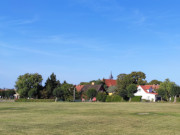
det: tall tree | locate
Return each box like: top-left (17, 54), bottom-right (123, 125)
top-left (157, 88), bottom-right (167, 101)
top-left (60, 83), bottom-right (76, 101)
top-left (171, 85), bottom-right (180, 103)
top-left (149, 80), bottom-right (162, 85)
top-left (129, 71), bottom-right (147, 85)
top-left (86, 88), bottom-right (97, 100)
top-left (116, 74), bottom-right (132, 99)
top-left (15, 73), bottom-right (43, 98)
top-left (127, 84), bottom-right (137, 102)
top-left (53, 86), bottom-right (64, 101)
top-left (159, 79), bottom-right (175, 101)
top-left (44, 73), bottom-right (61, 98)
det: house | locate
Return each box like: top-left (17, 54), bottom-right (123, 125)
top-left (76, 85), bottom-right (84, 92)
top-left (103, 79), bottom-right (117, 87)
top-left (103, 73), bottom-right (117, 95)
top-left (103, 79), bottom-right (117, 95)
top-left (75, 82), bottom-right (105, 99)
top-left (134, 85), bottom-right (159, 102)
top-left (80, 82), bottom-right (105, 93)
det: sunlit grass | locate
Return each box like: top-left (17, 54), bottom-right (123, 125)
top-left (0, 102), bottom-right (179, 135)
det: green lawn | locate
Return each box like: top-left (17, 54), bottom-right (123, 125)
top-left (0, 102), bottom-right (179, 135)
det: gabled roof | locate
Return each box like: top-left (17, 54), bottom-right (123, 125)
top-left (104, 79), bottom-right (117, 87)
top-left (139, 85), bottom-right (158, 95)
top-left (76, 85), bottom-right (84, 92)
top-left (81, 84), bottom-right (104, 92)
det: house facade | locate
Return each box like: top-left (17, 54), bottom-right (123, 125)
top-left (134, 85), bottom-right (159, 102)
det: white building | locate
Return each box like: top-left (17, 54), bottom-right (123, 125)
top-left (134, 85), bottom-right (159, 102)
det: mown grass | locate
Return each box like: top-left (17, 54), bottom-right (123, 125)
top-left (0, 102), bottom-right (179, 135)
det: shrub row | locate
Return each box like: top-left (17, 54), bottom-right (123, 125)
top-left (106, 95), bottom-right (122, 102)
top-left (15, 99), bottom-right (55, 102)
top-left (96, 92), bottom-right (107, 102)
top-left (131, 96), bottom-right (142, 102)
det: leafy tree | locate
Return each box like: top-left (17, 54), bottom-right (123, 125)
top-left (53, 86), bottom-right (64, 101)
top-left (0, 90), bottom-right (5, 98)
top-left (61, 83), bottom-right (77, 101)
top-left (40, 89), bottom-right (48, 99)
top-left (116, 74), bottom-right (132, 99)
top-left (149, 80), bottom-right (162, 85)
top-left (157, 88), bottom-right (167, 101)
top-left (171, 85), bottom-right (180, 103)
top-left (129, 71), bottom-right (147, 85)
top-left (15, 73), bottom-right (43, 98)
top-left (127, 84), bottom-right (137, 102)
top-left (86, 88), bottom-right (97, 100)
top-left (80, 82), bottom-right (90, 85)
top-left (159, 79), bottom-right (175, 101)
top-left (44, 73), bottom-right (61, 98)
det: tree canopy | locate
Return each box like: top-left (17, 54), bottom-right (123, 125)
top-left (86, 88), bottom-right (97, 99)
top-left (44, 73), bottom-right (61, 98)
top-left (148, 80), bottom-right (162, 85)
top-left (127, 84), bottom-right (137, 102)
top-left (15, 73), bottom-right (43, 98)
top-left (116, 71), bottom-right (147, 100)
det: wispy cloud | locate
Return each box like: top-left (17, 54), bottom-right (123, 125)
top-left (0, 16), bottom-right (38, 27)
top-left (0, 43), bottom-right (67, 58)
top-left (35, 35), bottom-right (106, 51)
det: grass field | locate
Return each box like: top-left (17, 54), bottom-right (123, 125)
top-left (0, 102), bottom-right (179, 135)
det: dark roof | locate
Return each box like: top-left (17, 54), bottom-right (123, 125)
top-left (81, 84), bottom-right (104, 92)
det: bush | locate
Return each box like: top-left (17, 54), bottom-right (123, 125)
top-left (15, 99), bottom-right (55, 102)
top-left (131, 96), bottom-right (142, 102)
top-left (112, 95), bottom-right (122, 102)
top-left (105, 95), bottom-right (122, 102)
top-left (96, 92), bottom-right (107, 102)
top-left (106, 95), bottom-right (112, 102)
top-left (86, 89), bottom-right (97, 99)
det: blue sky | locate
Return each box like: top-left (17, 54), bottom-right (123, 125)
top-left (1, 0), bottom-right (180, 88)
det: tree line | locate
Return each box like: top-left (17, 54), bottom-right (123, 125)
top-left (15, 73), bottom-right (79, 101)
top-left (0, 89), bottom-right (15, 99)
top-left (14, 71), bottom-right (180, 102)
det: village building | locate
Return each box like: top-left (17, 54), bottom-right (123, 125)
top-left (103, 72), bottom-right (117, 95)
top-left (134, 85), bottom-right (160, 102)
top-left (75, 82), bottom-right (106, 100)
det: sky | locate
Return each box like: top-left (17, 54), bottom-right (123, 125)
top-left (1, 0), bottom-right (180, 88)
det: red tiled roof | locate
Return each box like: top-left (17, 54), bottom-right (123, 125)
top-left (104, 79), bottom-right (117, 87)
top-left (140, 85), bottom-right (158, 95)
top-left (76, 85), bottom-right (84, 92)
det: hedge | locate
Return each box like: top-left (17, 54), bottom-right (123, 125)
top-left (15, 99), bottom-right (55, 102)
top-left (106, 95), bottom-right (112, 102)
top-left (106, 95), bottom-right (122, 102)
top-left (131, 96), bottom-right (142, 102)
